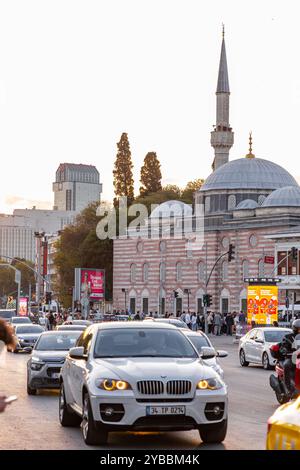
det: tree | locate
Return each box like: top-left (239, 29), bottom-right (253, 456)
top-left (181, 178), bottom-right (205, 203)
top-left (139, 152), bottom-right (162, 196)
top-left (113, 132), bottom-right (134, 205)
top-left (53, 202), bottom-right (113, 307)
top-left (0, 258), bottom-right (36, 307)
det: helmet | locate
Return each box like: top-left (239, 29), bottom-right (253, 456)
top-left (292, 319), bottom-right (300, 335)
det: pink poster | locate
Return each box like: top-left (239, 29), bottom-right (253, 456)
top-left (80, 269), bottom-right (105, 301)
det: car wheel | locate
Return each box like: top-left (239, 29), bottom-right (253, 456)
top-left (27, 383), bottom-right (37, 395)
top-left (81, 393), bottom-right (108, 445)
top-left (262, 352), bottom-right (271, 370)
top-left (199, 419), bottom-right (227, 444)
top-left (59, 383), bottom-right (81, 427)
top-left (239, 349), bottom-right (249, 367)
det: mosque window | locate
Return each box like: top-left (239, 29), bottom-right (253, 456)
top-left (136, 241), bottom-right (143, 253)
top-left (130, 264), bottom-right (137, 283)
top-left (222, 237), bottom-right (229, 250)
top-left (258, 195), bottom-right (266, 206)
top-left (249, 234), bottom-right (258, 247)
top-left (198, 261), bottom-right (206, 282)
top-left (258, 259), bottom-right (264, 277)
top-left (222, 260), bottom-right (229, 281)
top-left (143, 263), bottom-right (149, 283)
top-left (205, 196), bottom-right (211, 213)
top-left (228, 194), bottom-right (236, 210)
top-left (176, 262), bottom-right (182, 282)
top-left (242, 260), bottom-right (249, 279)
top-left (160, 262), bottom-right (166, 282)
top-left (159, 240), bottom-right (166, 252)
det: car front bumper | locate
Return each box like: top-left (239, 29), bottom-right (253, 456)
top-left (89, 388), bottom-right (228, 430)
top-left (28, 362), bottom-right (63, 389)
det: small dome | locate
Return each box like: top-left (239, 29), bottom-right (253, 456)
top-left (234, 199), bottom-right (258, 210)
top-left (150, 200), bottom-right (192, 218)
top-left (200, 157), bottom-right (298, 191)
top-left (262, 186), bottom-right (300, 207)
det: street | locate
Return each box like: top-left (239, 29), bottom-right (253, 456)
top-left (0, 335), bottom-right (277, 450)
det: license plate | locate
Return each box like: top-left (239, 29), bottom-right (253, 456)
top-left (52, 373), bottom-right (60, 379)
top-left (146, 406), bottom-right (185, 416)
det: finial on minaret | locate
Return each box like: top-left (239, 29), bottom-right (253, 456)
top-left (245, 131), bottom-right (255, 158)
top-left (222, 23), bottom-right (225, 39)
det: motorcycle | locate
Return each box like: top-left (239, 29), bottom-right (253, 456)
top-left (269, 334), bottom-right (300, 404)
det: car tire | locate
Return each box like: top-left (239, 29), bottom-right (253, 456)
top-left (262, 352), bottom-right (271, 370)
top-left (81, 393), bottom-right (108, 445)
top-left (239, 349), bottom-right (249, 367)
top-left (27, 383), bottom-right (37, 395)
top-left (59, 383), bottom-right (81, 427)
top-left (199, 419), bottom-right (228, 444)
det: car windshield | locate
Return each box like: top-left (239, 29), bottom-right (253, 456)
top-left (94, 328), bottom-right (198, 358)
top-left (186, 334), bottom-right (210, 351)
top-left (12, 317), bottom-right (31, 323)
top-left (0, 311), bottom-right (15, 319)
top-left (156, 319), bottom-right (187, 328)
top-left (57, 326), bottom-right (85, 331)
top-left (35, 332), bottom-right (81, 351)
top-left (264, 330), bottom-right (292, 343)
top-left (15, 325), bottom-right (44, 334)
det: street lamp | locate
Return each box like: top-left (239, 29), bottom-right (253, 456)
top-left (184, 288), bottom-right (191, 313)
top-left (34, 232), bottom-right (46, 305)
top-left (121, 288), bottom-right (128, 312)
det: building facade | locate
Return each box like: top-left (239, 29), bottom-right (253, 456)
top-left (53, 163), bottom-right (102, 212)
top-left (113, 33), bottom-right (300, 316)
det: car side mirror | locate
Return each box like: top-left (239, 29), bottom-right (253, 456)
top-left (69, 346), bottom-right (87, 360)
top-left (200, 347), bottom-right (216, 360)
top-left (217, 350), bottom-right (228, 358)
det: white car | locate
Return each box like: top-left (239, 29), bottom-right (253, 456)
top-left (238, 327), bottom-right (292, 369)
top-left (59, 322), bottom-right (228, 445)
top-left (182, 330), bottom-right (228, 379)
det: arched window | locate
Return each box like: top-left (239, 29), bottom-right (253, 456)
top-left (258, 259), bottom-right (264, 277)
top-left (143, 263), bottom-right (149, 283)
top-left (130, 263), bottom-right (136, 283)
top-left (176, 262), bottom-right (182, 282)
top-left (222, 260), bottom-right (228, 281)
top-left (242, 260), bottom-right (249, 279)
top-left (159, 262), bottom-right (166, 282)
top-left (198, 261), bottom-right (206, 282)
top-left (228, 194), bottom-right (236, 210)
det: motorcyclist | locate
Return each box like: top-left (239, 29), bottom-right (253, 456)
top-left (278, 318), bottom-right (300, 397)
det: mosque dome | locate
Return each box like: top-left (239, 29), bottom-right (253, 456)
top-left (150, 200), bottom-right (192, 218)
top-left (200, 157), bottom-right (298, 192)
top-left (234, 199), bottom-right (259, 210)
top-left (262, 186), bottom-right (300, 207)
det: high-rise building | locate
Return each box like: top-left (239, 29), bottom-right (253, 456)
top-left (53, 163), bottom-right (102, 212)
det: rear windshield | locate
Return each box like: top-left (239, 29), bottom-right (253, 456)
top-left (15, 325), bottom-right (44, 334)
top-left (264, 330), bottom-right (292, 343)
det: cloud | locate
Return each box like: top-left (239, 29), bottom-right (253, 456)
top-left (5, 195), bottom-right (53, 210)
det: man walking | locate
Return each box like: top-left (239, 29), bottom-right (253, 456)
top-left (214, 312), bottom-right (222, 336)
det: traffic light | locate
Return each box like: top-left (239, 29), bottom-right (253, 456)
top-left (45, 292), bottom-right (52, 304)
top-left (228, 243), bottom-right (235, 262)
top-left (203, 294), bottom-right (212, 307)
top-left (291, 247), bottom-right (298, 260)
top-left (174, 290), bottom-right (178, 298)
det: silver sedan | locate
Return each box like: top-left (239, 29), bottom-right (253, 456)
top-left (238, 327), bottom-right (292, 370)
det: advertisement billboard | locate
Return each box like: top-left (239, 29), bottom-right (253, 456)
top-left (75, 268), bottom-right (105, 304)
top-left (19, 297), bottom-right (29, 317)
top-left (247, 285), bottom-right (278, 325)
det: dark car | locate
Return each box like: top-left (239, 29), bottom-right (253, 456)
top-left (14, 324), bottom-right (44, 352)
top-left (0, 309), bottom-right (16, 323)
top-left (27, 330), bottom-right (82, 394)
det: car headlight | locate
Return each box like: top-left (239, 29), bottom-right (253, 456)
top-left (30, 356), bottom-right (44, 371)
top-left (98, 379), bottom-right (132, 391)
top-left (197, 378), bottom-right (223, 390)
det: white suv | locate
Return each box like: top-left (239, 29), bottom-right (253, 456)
top-left (59, 322), bottom-right (228, 445)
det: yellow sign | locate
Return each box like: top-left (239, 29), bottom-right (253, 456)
top-left (247, 285), bottom-right (278, 325)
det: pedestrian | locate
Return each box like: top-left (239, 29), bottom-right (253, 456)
top-left (214, 312), bottom-right (222, 336)
top-left (191, 313), bottom-right (197, 331)
top-left (273, 321), bottom-right (279, 327)
top-left (207, 312), bottom-right (214, 334)
top-left (184, 311), bottom-right (192, 329)
top-left (0, 318), bottom-right (16, 413)
top-left (225, 312), bottom-right (234, 336)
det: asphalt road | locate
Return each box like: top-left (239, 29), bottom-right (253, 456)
top-left (0, 335), bottom-right (278, 450)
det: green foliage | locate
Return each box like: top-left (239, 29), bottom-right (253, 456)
top-left (140, 152), bottom-right (162, 196)
top-left (0, 258), bottom-right (36, 302)
top-left (113, 132), bottom-right (134, 205)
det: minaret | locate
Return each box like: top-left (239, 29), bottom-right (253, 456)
top-left (211, 26), bottom-right (234, 171)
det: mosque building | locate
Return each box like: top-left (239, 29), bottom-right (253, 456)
top-left (113, 32), bottom-right (300, 316)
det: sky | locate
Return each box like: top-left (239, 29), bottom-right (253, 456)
top-left (0, 0), bottom-right (300, 213)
